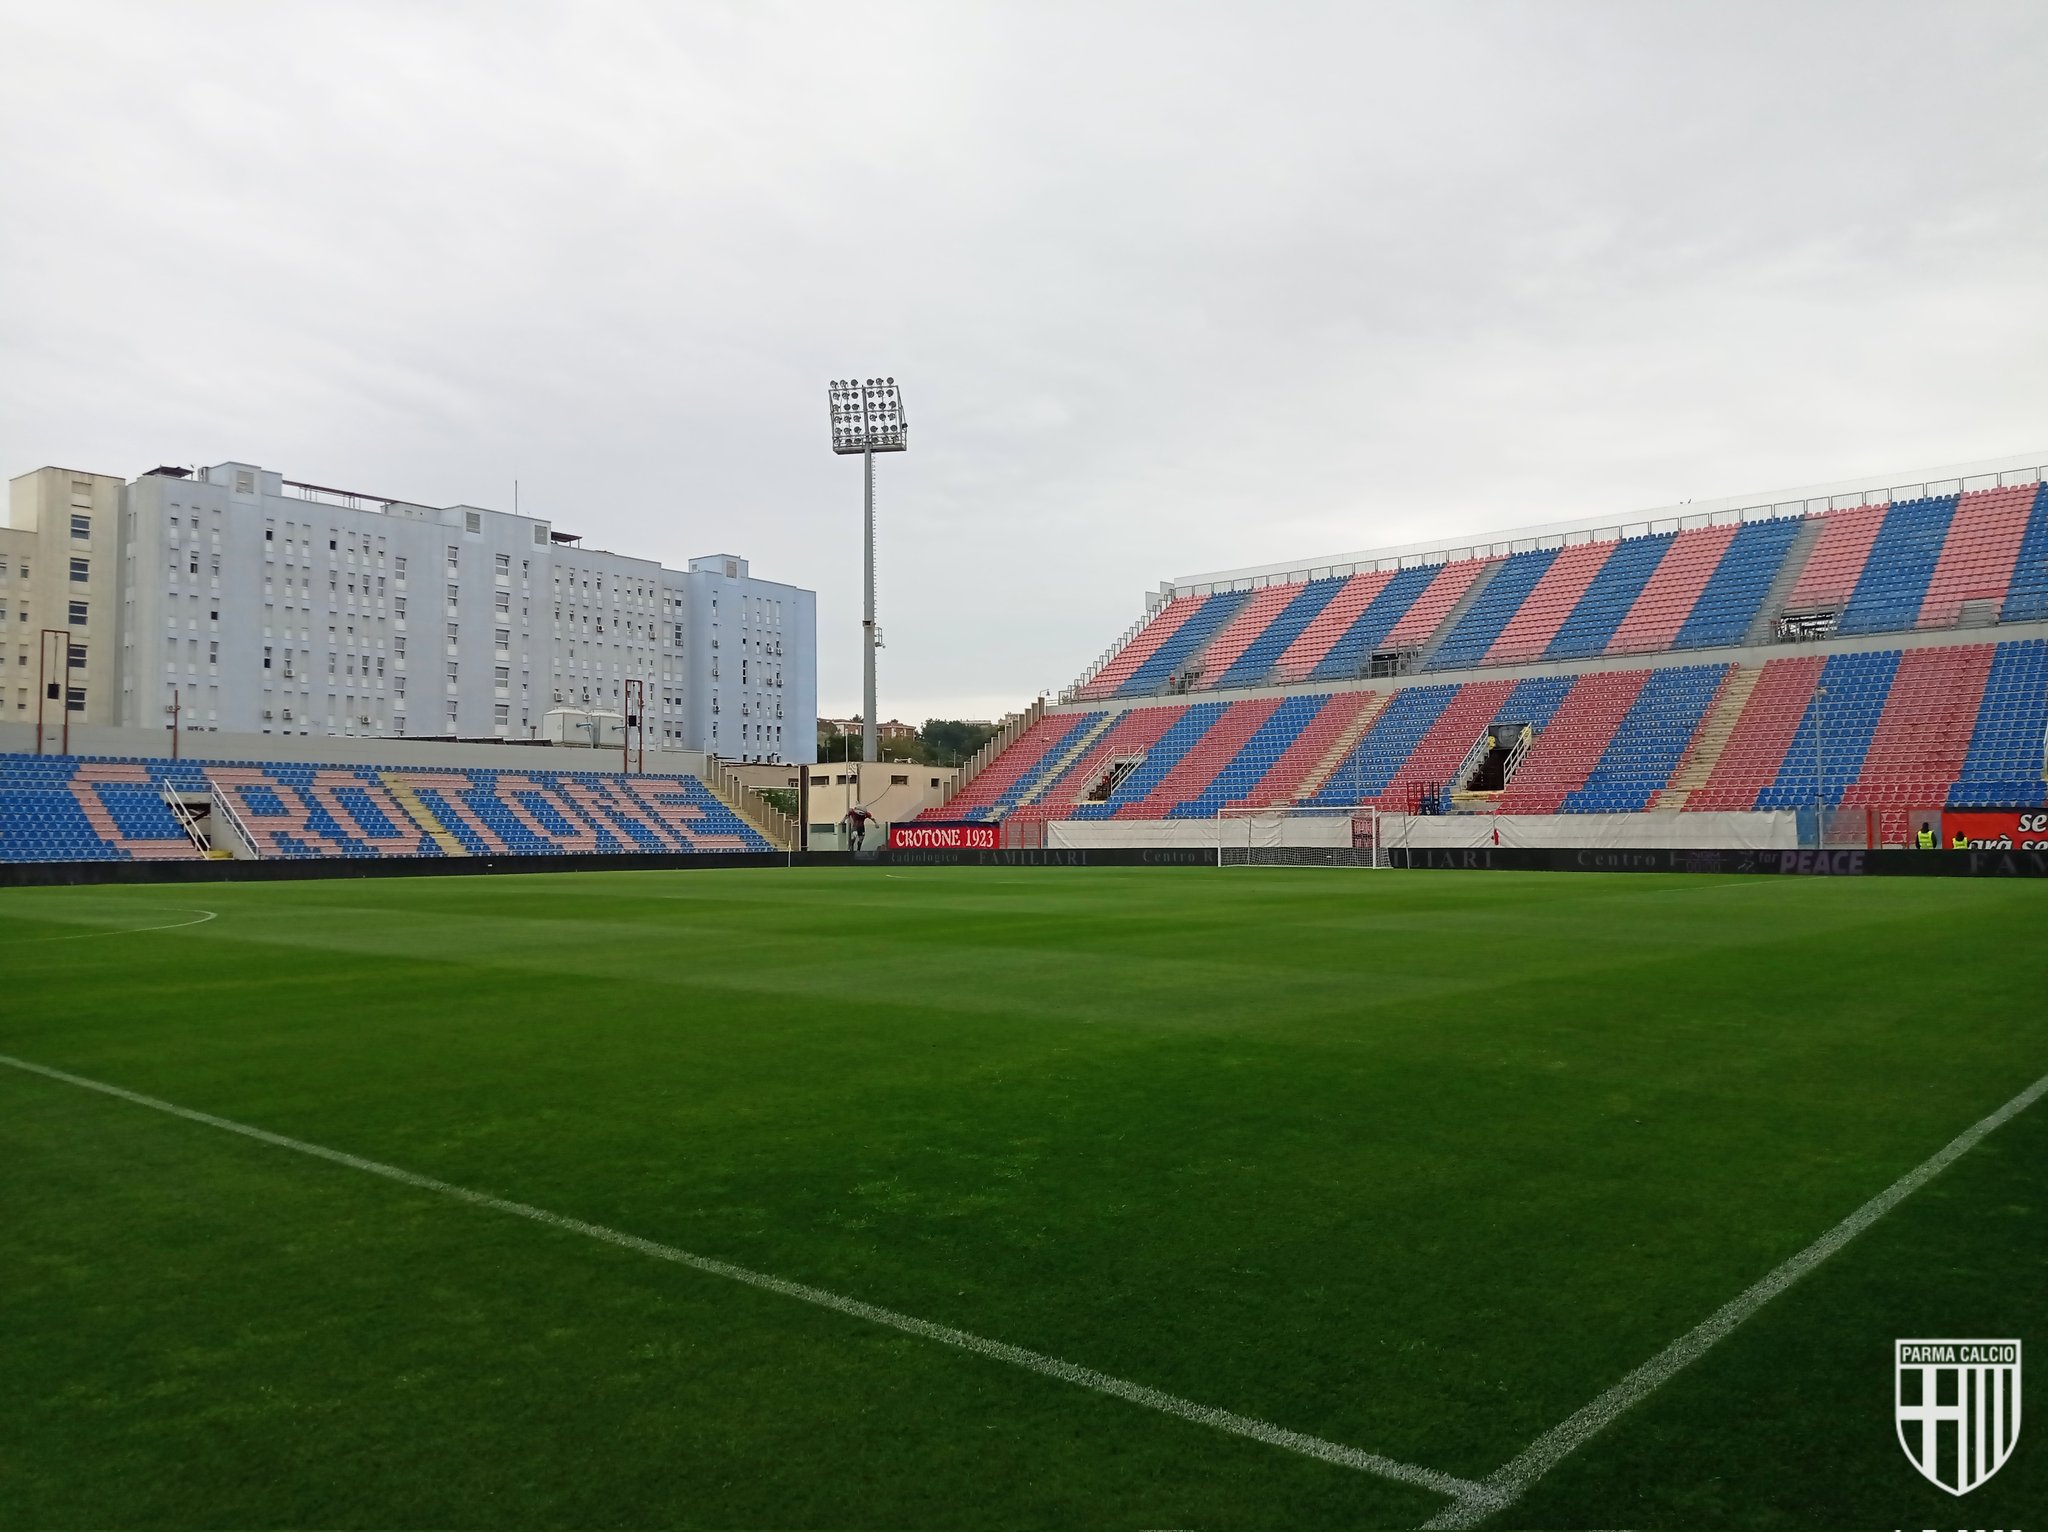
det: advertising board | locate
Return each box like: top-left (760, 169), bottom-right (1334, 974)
top-left (1943, 809), bottom-right (2048, 851)
top-left (888, 822), bottom-right (1001, 851)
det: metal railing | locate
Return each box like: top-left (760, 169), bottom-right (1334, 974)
top-left (1502, 729), bottom-right (1533, 785)
top-left (1062, 609), bottom-right (1158, 703)
top-left (1165, 461), bottom-right (2048, 600)
top-left (928, 699), bottom-right (1046, 814)
top-left (160, 782), bottom-right (210, 855)
top-left (704, 761), bottom-right (797, 851)
top-left (203, 775), bottom-right (264, 859)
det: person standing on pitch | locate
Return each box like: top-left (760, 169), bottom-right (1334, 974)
top-left (844, 803), bottom-right (875, 852)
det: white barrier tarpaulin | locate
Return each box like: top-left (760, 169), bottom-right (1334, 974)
top-left (1381, 811), bottom-right (1799, 851)
top-left (1049, 816), bottom-right (1351, 850)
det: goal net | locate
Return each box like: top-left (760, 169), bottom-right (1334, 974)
top-left (1215, 805), bottom-right (1383, 868)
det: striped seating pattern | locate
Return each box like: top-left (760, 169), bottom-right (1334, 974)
top-left (1836, 496), bottom-right (1959, 635)
top-left (1073, 489), bottom-right (2047, 703)
top-left (2001, 485), bottom-right (2048, 622)
top-left (0, 754), bottom-right (767, 861)
top-left (941, 639), bottom-right (2048, 824)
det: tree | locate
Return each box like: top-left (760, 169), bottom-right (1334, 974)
top-left (919, 718), bottom-right (998, 766)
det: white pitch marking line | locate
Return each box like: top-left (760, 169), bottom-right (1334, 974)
top-left (0, 1052), bottom-right (1483, 1508)
top-left (4, 908), bottom-right (218, 944)
top-left (1421, 1065), bottom-right (2048, 1530)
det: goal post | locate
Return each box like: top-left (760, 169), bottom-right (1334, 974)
top-left (1214, 804), bottom-right (1384, 868)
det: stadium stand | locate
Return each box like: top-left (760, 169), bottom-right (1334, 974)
top-left (1836, 496), bottom-right (1959, 635)
top-left (1952, 639), bottom-right (2048, 806)
top-left (1543, 532), bottom-right (1674, 660)
top-left (0, 754), bottom-right (769, 862)
top-left (2000, 485), bottom-right (2048, 622)
top-left (1426, 550), bottom-right (1559, 670)
top-left (1919, 485), bottom-right (2036, 628)
top-left (1073, 489), bottom-right (2048, 707)
top-left (931, 634), bottom-right (2048, 830)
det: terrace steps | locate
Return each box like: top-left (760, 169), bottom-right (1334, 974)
top-left (1656, 663), bottom-right (1762, 809)
top-left (1292, 691), bottom-right (1392, 800)
top-left (1414, 558), bottom-right (1505, 667)
top-left (382, 774), bottom-right (470, 855)
top-left (1015, 712), bottom-right (1123, 806)
top-left (1745, 515), bottom-right (1828, 644)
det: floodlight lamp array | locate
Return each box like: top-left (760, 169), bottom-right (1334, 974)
top-left (827, 376), bottom-right (908, 454)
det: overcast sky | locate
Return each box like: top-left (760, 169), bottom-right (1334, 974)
top-left (4, 2), bottom-right (2046, 722)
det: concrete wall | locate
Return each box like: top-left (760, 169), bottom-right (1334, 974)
top-left (0, 719), bottom-right (713, 776)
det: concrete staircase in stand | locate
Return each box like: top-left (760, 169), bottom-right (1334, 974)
top-left (1015, 710), bottom-right (1124, 806)
top-left (1743, 516), bottom-right (1828, 646)
top-left (1293, 691), bottom-right (1392, 800)
top-left (382, 774), bottom-right (470, 855)
top-left (1414, 557), bottom-right (1506, 668)
top-left (1654, 664), bottom-right (1761, 810)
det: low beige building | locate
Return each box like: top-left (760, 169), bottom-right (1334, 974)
top-left (727, 758), bottom-right (958, 848)
top-left (3, 467), bottom-right (126, 741)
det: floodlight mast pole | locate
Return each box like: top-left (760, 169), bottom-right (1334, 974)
top-left (827, 377), bottom-right (907, 771)
top-left (863, 444), bottom-right (876, 763)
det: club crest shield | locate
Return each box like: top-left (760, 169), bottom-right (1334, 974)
top-left (1895, 1339), bottom-right (2021, 1495)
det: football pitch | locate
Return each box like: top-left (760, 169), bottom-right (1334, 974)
top-left (2, 865), bottom-right (2042, 1530)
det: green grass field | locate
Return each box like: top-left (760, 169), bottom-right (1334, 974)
top-left (2, 866), bottom-right (2042, 1530)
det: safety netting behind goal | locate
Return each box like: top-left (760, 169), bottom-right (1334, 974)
top-left (1215, 806), bottom-right (1383, 868)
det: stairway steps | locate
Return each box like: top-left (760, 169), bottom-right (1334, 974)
top-left (381, 773), bottom-right (470, 855)
top-left (1744, 516), bottom-right (1829, 645)
top-left (1656, 663), bottom-right (1763, 809)
top-left (1015, 711), bottom-right (1126, 807)
top-left (1293, 691), bottom-right (1392, 800)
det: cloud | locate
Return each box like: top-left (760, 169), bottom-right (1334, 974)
top-left (3, 0), bottom-right (2045, 719)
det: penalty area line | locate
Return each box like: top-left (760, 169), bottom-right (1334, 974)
top-left (1421, 1064), bottom-right (2048, 1530)
top-left (0, 1050), bottom-right (1484, 1510)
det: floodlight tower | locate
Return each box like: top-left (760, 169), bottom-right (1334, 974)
top-left (827, 377), bottom-right (908, 763)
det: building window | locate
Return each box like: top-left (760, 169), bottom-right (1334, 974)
top-left (446, 584), bottom-right (459, 604)
top-left (494, 666), bottom-right (509, 685)
top-left (65, 686), bottom-right (85, 712)
top-left (446, 622), bottom-right (459, 643)
top-left (68, 600), bottom-right (87, 626)
top-left (494, 590), bottom-right (510, 612)
top-left (394, 636), bottom-right (406, 657)
top-left (70, 514), bottom-right (90, 540)
top-left (446, 663), bottom-right (458, 683)
top-left (465, 512), bottom-right (482, 534)
top-left (263, 647), bottom-right (272, 670)
top-left (446, 701), bottom-right (459, 723)
top-left (67, 644), bottom-right (86, 670)
top-left (394, 555), bottom-right (406, 576)
top-left (495, 553), bottom-right (510, 574)
top-left (494, 703), bottom-right (510, 724)
top-left (394, 597), bottom-right (406, 618)
top-left (69, 558), bottom-right (89, 583)
top-left (446, 545), bottom-right (459, 570)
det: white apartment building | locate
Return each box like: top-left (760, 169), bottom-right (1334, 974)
top-left (5, 459), bottom-right (814, 761)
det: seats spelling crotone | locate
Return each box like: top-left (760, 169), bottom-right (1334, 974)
top-left (940, 474), bottom-right (2048, 830)
top-left (0, 754), bottom-right (770, 862)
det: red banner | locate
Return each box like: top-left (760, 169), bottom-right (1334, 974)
top-left (1943, 810), bottom-right (2048, 851)
top-left (888, 822), bottom-right (1000, 851)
